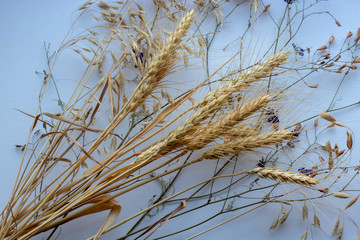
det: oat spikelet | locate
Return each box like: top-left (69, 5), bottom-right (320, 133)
top-left (320, 112), bottom-right (345, 127)
top-left (348, 64), bottom-right (357, 70)
top-left (337, 224), bottom-right (344, 240)
top-left (332, 192), bottom-right (351, 198)
top-left (300, 230), bottom-right (307, 240)
top-left (279, 211), bottom-right (290, 224)
top-left (314, 213), bottom-right (321, 228)
top-left (263, 4), bottom-right (270, 13)
top-left (346, 131), bottom-right (353, 149)
top-left (333, 217), bottom-right (340, 235)
top-left (345, 195), bottom-right (359, 210)
top-left (203, 130), bottom-right (293, 159)
top-left (302, 203), bottom-right (308, 220)
top-left (251, 167), bottom-right (319, 185)
top-left (269, 216), bottom-right (279, 230)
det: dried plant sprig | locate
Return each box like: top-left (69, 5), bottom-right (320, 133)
top-left (2, 1), bottom-right (360, 240)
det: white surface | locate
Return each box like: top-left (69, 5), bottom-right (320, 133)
top-left (1, 1), bottom-right (360, 239)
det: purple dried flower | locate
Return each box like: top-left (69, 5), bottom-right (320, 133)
top-left (298, 167), bottom-right (313, 176)
top-left (284, 0), bottom-right (296, 4)
top-left (257, 158), bottom-right (267, 168)
top-left (292, 43), bottom-right (305, 56)
top-left (265, 108), bottom-right (280, 124)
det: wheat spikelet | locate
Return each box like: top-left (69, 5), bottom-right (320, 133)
top-left (202, 130), bottom-right (293, 159)
top-left (251, 167), bottom-right (319, 185)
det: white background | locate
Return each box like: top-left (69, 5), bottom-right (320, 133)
top-left (1, 0), bottom-right (360, 239)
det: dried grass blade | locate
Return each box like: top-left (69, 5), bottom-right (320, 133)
top-left (36, 112), bottom-right (99, 133)
top-left (15, 109), bottom-right (54, 130)
top-left (46, 158), bottom-right (72, 164)
top-left (64, 133), bottom-right (104, 168)
top-left (93, 200), bottom-right (121, 240)
top-left (89, 82), bottom-right (108, 125)
top-left (36, 195), bottom-right (120, 237)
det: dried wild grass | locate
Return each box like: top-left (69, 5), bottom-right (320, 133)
top-left (1, 1), bottom-right (359, 239)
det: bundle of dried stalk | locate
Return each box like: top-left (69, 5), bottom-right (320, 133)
top-left (0, 2), bottom-right (321, 240)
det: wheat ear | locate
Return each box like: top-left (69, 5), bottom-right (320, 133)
top-left (126, 10), bottom-right (195, 112)
top-left (251, 167), bottom-right (319, 185)
top-left (198, 51), bottom-right (289, 108)
top-left (202, 130), bottom-right (293, 159)
top-left (187, 95), bottom-right (271, 150)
